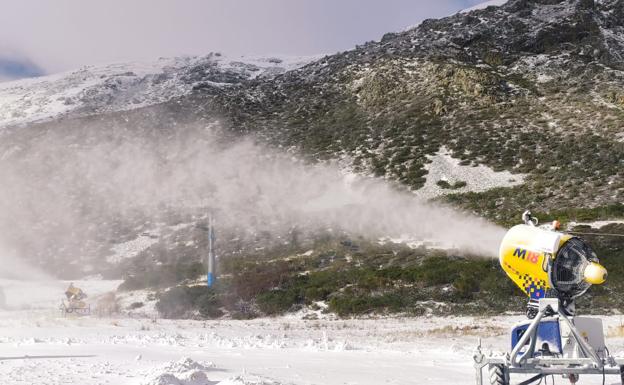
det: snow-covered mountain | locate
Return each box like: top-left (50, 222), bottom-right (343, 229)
top-left (0, 53), bottom-right (318, 129)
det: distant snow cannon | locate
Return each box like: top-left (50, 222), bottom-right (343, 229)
top-left (474, 211), bottom-right (623, 385)
top-left (60, 283), bottom-right (90, 316)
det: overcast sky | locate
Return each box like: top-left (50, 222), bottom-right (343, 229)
top-left (0, 0), bottom-right (486, 75)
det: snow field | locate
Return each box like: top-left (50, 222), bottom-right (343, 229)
top-left (2, 308), bottom-right (624, 385)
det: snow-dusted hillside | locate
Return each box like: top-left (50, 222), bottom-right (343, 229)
top-left (0, 54), bottom-right (317, 129)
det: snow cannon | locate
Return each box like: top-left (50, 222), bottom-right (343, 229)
top-left (474, 211), bottom-right (623, 385)
top-left (60, 283), bottom-right (90, 316)
top-left (499, 223), bottom-right (607, 318)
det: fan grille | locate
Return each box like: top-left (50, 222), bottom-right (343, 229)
top-left (551, 238), bottom-right (598, 298)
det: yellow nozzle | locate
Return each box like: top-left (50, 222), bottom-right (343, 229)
top-left (584, 262), bottom-right (608, 285)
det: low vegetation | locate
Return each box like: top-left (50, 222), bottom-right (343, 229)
top-left (436, 180), bottom-right (467, 190)
top-left (119, 223), bottom-right (624, 319)
top-left (118, 261), bottom-right (205, 291)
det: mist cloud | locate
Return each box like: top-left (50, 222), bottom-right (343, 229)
top-left (0, 121), bottom-right (504, 280)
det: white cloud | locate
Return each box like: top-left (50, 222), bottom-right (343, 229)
top-left (0, 0), bottom-right (478, 73)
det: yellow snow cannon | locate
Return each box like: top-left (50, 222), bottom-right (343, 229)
top-left (473, 211), bottom-right (621, 385)
top-left (60, 283), bottom-right (90, 316)
top-left (499, 214), bottom-right (607, 318)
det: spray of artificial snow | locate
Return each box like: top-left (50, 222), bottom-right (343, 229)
top-left (0, 121), bottom-right (505, 279)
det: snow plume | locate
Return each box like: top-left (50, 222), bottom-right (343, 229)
top-left (0, 244), bottom-right (60, 309)
top-left (0, 121), bottom-right (505, 277)
top-left (0, 247), bottom-right (51, 281)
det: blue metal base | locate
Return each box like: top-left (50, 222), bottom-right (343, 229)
top-left (512, 318), bottom-right (562, 355)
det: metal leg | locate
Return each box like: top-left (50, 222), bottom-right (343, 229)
top-left (474, 338), bottom-right (486, 385)
top-left (476, 364), bottom-right (483, 385)
top-left (475, 297), bottom-right (619, 385)
top-left (557, 308), bottom-right (603, 368)
top-left (510, 305), bottom-right (550, 366)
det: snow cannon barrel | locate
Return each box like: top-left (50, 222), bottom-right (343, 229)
top-left (499, 224), bottom-right (607, 301)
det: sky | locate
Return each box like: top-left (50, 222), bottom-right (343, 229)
top-left (0, 0), bottom-right (487, 77)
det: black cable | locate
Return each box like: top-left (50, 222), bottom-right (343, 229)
top-left (518, 374), bottom-right (544, 385)
top-left (601, 346), bottom-right (610, 385)
top-left (568, 231), bottom-right (624, 238)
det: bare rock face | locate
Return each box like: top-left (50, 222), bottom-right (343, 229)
top-left (395, 0), bottom-right (623, 69)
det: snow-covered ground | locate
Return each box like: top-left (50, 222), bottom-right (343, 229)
top-left (1, 279), bottom-right (623, 384)
top-left (567, 220), bottom-right (624, 229)
top-left (2, 308), bottom-right (624, 385)
top-left (0, 54), bottom-right (318, 129)
top-left (1, 281), bottom-right (623, 385)
top-left (415, 147), bottom-right (525, 200)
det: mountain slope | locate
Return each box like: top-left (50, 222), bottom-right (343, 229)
top-left (0, 53), bottom-right (316, 129)
top-left (180, 0), bottom-right (624, 220)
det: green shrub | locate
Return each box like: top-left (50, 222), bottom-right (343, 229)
top-left (256, 289), bottom-right (302, 315)
top-left (453, 273), bottom-right (480, 300)
top-left (156, 286), bottom-right (195, 318)
top-left (437, 180), bottom-right (452, 189)
top-left (328, 293), bottom-right (405, 316)
top-left (156, 286), bottom-right (223, 319)
top-left (436, 180), bottom-right (467, 190)
top-left (149, 223), bottom-right (624, 318)
top-left (118, 261), bottom-right (206, 291)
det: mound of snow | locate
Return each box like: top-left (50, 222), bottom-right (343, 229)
top-left (143, 358), bottom-right (216, 385)
top-left (161, 358), bottom-right (215, 373)
top-left (143, 358), bottom-right (282, 385)
top-left (218, 376), bottom-right (282, 385)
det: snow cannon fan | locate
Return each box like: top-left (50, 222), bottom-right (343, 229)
top-left (499, 211), bottom-right (607, 318)
top-left (473, 211), bottom-right (622, 385)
